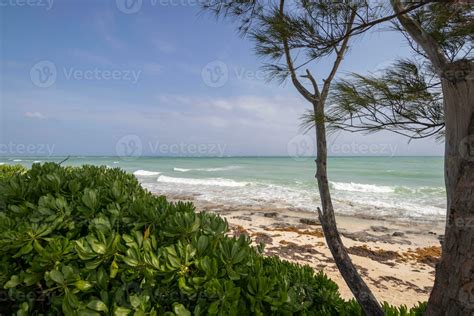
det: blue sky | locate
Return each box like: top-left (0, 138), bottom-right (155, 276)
top-left (0, 0), bottom-right (444, 157)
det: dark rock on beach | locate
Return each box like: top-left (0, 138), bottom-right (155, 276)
top-left (371, 225), bottom-right (389, 233)
top-left (299, 218), bottom-right (321, 226)
top-left (264, 212), bottom-right (278, 218)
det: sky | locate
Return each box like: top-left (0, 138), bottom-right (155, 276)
top-left (0, 0), bottom-right (444, 157)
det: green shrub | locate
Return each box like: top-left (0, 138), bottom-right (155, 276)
top-left (0, 163), bottom-right (428, 315)
top-left (0, 163), bottom-right (361, 315)
top-left (0, 164), bottom-right (26, 180)
top-left (382, 302), bottom-right (427, 316)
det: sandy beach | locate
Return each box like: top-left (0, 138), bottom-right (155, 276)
top-left (163, 193), bottom-right (445, 308)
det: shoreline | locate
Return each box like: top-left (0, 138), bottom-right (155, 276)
top-left (161, 192), bottom-right (444, 308)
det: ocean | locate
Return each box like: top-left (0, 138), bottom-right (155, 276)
top-left (0, 156), bottom-right (446, 221)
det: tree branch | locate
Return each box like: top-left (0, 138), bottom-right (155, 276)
top-left (279, 0), bottom-right (316, 102)
top-left (320, 11), bottom-right (357, 103)
top-left (316, 1), bottom-right (436, 52)
top-left (391, 0), bottom-right (448, 72)
top-left (301, 69), bottom-right (320, 99)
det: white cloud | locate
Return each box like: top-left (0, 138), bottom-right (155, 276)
top-left (4, 90), bottom-right (444, 156)
top-left (25, 112), bottom-right (46, 119)
top-left (212, 100), bottom-right (233, 111)
top-left (154, 94), bottom-right (303, 132)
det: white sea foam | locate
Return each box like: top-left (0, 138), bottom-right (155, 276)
top-left (330, 181), bottom-right (395, 193)
top-left (157, 175), bottom-right (248, 187)
top-left (133, 157), bottom-right (447, 221)
top-left (330, 181), bottom-right (445, 197)
top-left (395, 186), bottom-right (445, 194)
top-left (134, 170), bottom-right (161, 177)
top-left (341, 195), bottom-right (446, 218)
top-left (13, 159), bottom-right (22, 162)
top-left (142, 178), bottom-right (446, 220)
top-left (113, 161), bottom-right (120, 164)
top-left (33, 160), bottom-right (42, 163)
top-left (173, 166), bottom-right (241, 172)
top-left (174, 168), bottom-right (191, 172)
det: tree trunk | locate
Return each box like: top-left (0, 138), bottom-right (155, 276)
top-left (426, 61), bottom-right (474, 315)
top-left (313, 101), bottom-right (384, 316)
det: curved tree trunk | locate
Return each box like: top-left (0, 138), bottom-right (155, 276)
top-left (426, 61), bottom-right (474, 315)
top-left (313, 101), bottom-right (385, 316)
top-left (276, 1), bottom-right (382, 312)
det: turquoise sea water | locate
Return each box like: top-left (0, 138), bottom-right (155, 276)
top-left (0, 156), bottom-right (446, 220)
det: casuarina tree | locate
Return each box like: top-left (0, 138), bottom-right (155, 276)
top-left (203, 0), bottom-right (473, 315)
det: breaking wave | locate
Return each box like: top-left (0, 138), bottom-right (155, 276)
top-left (157, 175), bottom-right (248, 187)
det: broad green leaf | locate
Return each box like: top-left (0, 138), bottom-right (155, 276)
top-left (114, 306), bottom-right (132, 316)
top-left (110, 259), bottom-right (119, 278)
top-left (4, 275), bottom-right (20, 289)
top-left (75, 280), bottom-right (93, 291)
top-left (173, 304), bottom-right (191, 316)
top-left (49, 270), bottom-right (64, 284)
top-left (16, 302), bottom-right (29, 316)
top-left (87, 300), bottom-right (108, 312)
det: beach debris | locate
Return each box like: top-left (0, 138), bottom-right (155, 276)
top-left (266, 225), bottom-right (324, 238)
top-left (300, 218), bottom-right (321, 226)
top-left (264, 240), bottom-right (327, 262)
top-left (402, 246), bottom-right (441, 268)
top-left (371, 225), bottom-right (389, 233)
top-left (379, 276), bottom-right (429, 294)
top-left (348, 245), bottom-right (441, 268)
top-left (348, 245), bottom-right (400, 266)
top-left (232, 215), bottom-right (252, 221)
top-left (264, 212), bottom-right (278, 218)
top-left (392, 231), bottom-right (405, 237)
top-left (252, 232), bottom-right (273, 245)
top-left (230, 224), bottom-right (249, 237)
top-left (341, 230), bottom-right (411, 245)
